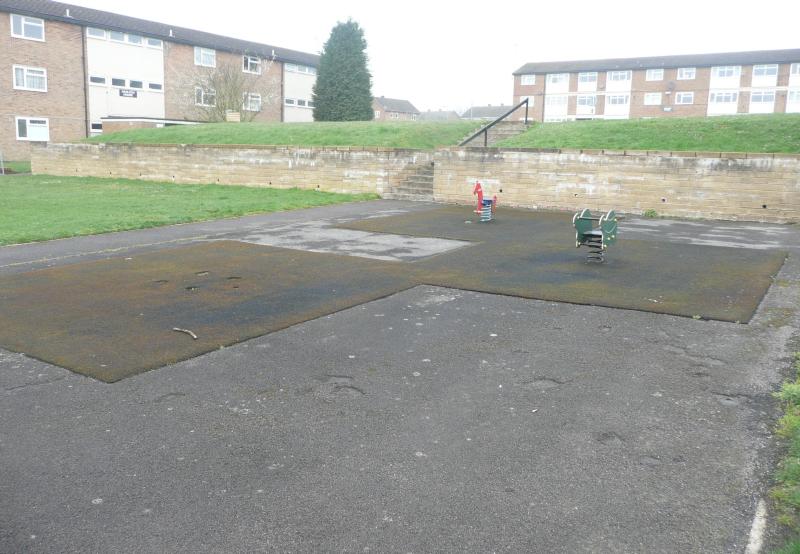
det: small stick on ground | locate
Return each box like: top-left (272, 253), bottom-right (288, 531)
top-left (173, 327), bottom-right (198, 340)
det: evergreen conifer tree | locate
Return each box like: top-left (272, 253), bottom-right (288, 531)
top-left (312, 20), bottom-right (373, 121)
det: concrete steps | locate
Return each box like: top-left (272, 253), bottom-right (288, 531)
top-left (384, 164), bottom-right (434, 201)
top-left (461, 120), bottom-right (531, 147)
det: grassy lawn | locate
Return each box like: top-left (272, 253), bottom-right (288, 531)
top-left (1, 160), bottom-right (31, 174)
top-left (86, 121), bottom-right (480, 149)
top-left (497, 114), bottom-right (800, 153)
top-left (0, 175), bottom-right (376, 246)
top-left (771, 353), bottom-right (800, 551)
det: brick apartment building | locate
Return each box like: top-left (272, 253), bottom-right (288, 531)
top-left (512, 49), bottom-right (800, 123)
top-left (1, 0), bottom-right (319, 159)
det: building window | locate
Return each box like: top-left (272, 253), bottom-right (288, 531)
top-left (712, 66), bottom-right (741, 78)
top-left (10, 14), bottom-right (44, 41)
top-left (374, 110), bottom-right (380, 118)
top-left (606, 94), bottom-right (630, 105)
top-left (308, 100), bottom-right (315, 108)
top-left (111, 78), bottom-right (126, 87)
top-left (244, 93), bottom-right (261, 111)
top-left (91, 122), bottom-right (103, 131)
top-left (89, 75), bottom-right (106, 84)
top-left (546, 73), bottom-right (569, 85)
top-left (194, 47), bottom-right (216, 67)
top-left (109, 30), bottom-right (125, 42)
top-left (87, 27), bottom-right (106, 39)
top-left (147, 38), bottom-right (162, 49)
top-left (127, 34), bottom-right (143, 45)
top-left (677, 67), bottom-right (696, 80)
top-left (578, 72), bottom-right (597, 83)
top-left (545, 94), bottom-right (568, 106)
top-left (285, 98), bottom-right (295, 105)
top-left (608, 70), bottom-right (632, 81)
top-left (645, 68), bottom-right (664, 81)
top-left (195, 87), bottom-right (216, 106)
top-left (753, 64), bottom-right (778, 77)
top-left (675, 92), bottom-right (694, 104)
top-left (129, 80), bottom-right (143, 89)
top-left (789, 90), bottom-right (800, 102)
top-left (576, 94), bottom-right (596, 106)
top-left (15, 116), bottom-right (49, 141)
top-left (390, 112), bottom-right (399, 119)
top-left (520, 74), bottom-right (536, 85)
top-left (709, 91), bottom-right (738, 103)
top-left (750, 90), bottom-right (775, 103)
top-left (285, 63), bottom-right (316, 75)
top-left (643, 92), bottom-right (661, 105)
top-left (243, 55), bottom-right (262, 74)
top-left (792, 64), bottom-right (800, 76)
top-left (297, 99), bottom-right (307, 107)
top-left (148, 82), bottom-right (163, 90)
top-left (13, 65), bottom-right (47, 92)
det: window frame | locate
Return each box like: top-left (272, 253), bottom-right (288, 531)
top-left (711, 65), bottom-right (741, 79)
top-left (546, 73), bottom-right (569, 85)
top-left (194, 87), bottom-right (216, 107)
top-left (709, 91), bottom-right (738, 104)
top-left (752, 64), bottom-right (778, 77)
top-left (243, 92), bottom-right (262, 112)
top-left (109, 30), bottom-right (125, 42)
top-left (86, 27), bottom-right (106, 39)
top-left (10, 13), bottom-right (45, 42)
top-left (194, 47), bottom-right (216, 68)
top-left (89, 75), bottom-right (106, 85)
top-left (749, 90), bottom-right (775, 103)
top-left (643, 92), bottom-right (662, 106)
top-left (606, 94), bottom-right (630, 105)
top-left (792, 63), bottom-right (800, 76)
top-left (578, 72), bottom-right (598, 83)
top-left (520, 74), bottom-right (536, 85)
top-left (576, 94), bottom-right (596, 107)
top-left (645, 68), bottom-right (664, 81)
top-left (243, 55), bottom-right (262, 75)
top-left (607, 70), bottom-right (632, 82)
top-left (677, 67), bottom-right (696, 80)
top-left (675, 92), bottom-right (694, 105)
top-left (15, 116), bottom-right (50, 141)
top-left (12, 65), bottom-right (47, 92)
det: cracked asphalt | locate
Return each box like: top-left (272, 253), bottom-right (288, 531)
top-left (1, 200), bottom-right (799, 553)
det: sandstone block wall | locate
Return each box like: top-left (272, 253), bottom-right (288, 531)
top-left (433, 148), bottom-right (800, 223)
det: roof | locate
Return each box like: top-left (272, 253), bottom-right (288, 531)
top-left (418, 110), bottom-right (461, 121)
top-left (374, 97), bottom-right (420, 114)
top-left (0, 0), bottom-right (319, 66)
top-left (460, 105), bottom-right (511, 119)
top-left (513, 48), bottom-right (800, 75)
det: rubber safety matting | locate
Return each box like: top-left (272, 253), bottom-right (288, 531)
top-left (0, 241), bottom-right (416, 382)
top-left (0, 207), bottom-right (786, 382)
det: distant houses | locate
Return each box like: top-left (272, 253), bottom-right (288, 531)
top-left (419, 110), bottom-right (461, 121)
top-left (372, 97), bottom-right (420, 121)
top-left (460, 105), bottom-right (512, 120)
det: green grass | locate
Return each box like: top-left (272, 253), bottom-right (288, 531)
top-left (86, 121), bottom-right (480, 149)
top-left (1, 160), bottom-right (31, 174)
top-left (771, 353), bottom-right (800, 550)
top-left (0, 175), bottom-right (376, 246)
top-left (498, 114), bottom-right (800, 153)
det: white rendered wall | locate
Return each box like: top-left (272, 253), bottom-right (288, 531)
top-left (283, 68), bottom-right (315, 122)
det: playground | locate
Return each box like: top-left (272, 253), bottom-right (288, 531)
top-left (1, 198), bottom-right (799, 552)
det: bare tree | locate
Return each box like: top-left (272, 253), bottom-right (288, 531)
top-left (180, 53), bottom-right (279, 122)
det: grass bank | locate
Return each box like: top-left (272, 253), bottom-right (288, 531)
top-left (86, 121), bottom-right (480, 149)
top-left (497, 114), bottom-right (800, 153)
top-left (772, 353), bottom-right (800, 552)
top-left (0, 175), bottom-right (376, 246)
top-left (0, 160), bottom-right (31, 174)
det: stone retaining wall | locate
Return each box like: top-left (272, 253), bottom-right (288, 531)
top-left (31, 143), bottom-right (800, 222)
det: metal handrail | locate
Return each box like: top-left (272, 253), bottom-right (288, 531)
top-left (459, 98), bottom-right (530, 147)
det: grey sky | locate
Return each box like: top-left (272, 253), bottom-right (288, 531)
top-left (67, 0), bottom-right (799, 113)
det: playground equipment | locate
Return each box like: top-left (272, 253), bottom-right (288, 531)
top-left (572, 208), bottom-right (618, 262)
top-left (472, 181), bottom-right (497, 222)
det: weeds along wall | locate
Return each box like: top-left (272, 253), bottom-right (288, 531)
top-left (32, 143), bottom-right (800, 222)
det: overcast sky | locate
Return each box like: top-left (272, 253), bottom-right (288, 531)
top-left (67, 0), bottom-right (799, 113)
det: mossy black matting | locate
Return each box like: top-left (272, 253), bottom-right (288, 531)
top-left (0, 208), bottom-right (786, 382)
top-left (0, 242), bottom-right (416, 382)
top-left (338, 206), bottom-right (787, 325)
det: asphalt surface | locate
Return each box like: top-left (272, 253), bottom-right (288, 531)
top-left (1, 200), bottom-right (799, 553)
